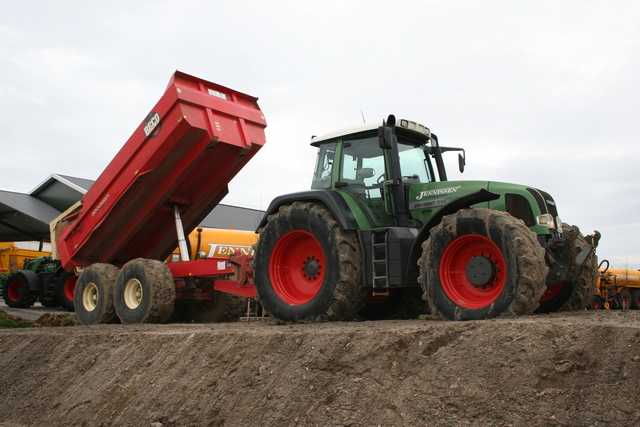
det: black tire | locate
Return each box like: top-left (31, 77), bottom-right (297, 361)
top-left (630, 290), bottom-right (640, 310)
top-left (2, 273), bottom-right (38, 308)
top-left (587, 294), bottom-right (603, 310)
top-left (355, 288), bottom-right (430, 320)
top-left (418, 208), bottom-right (548, 321)
top-left (617, 290), bottom-right (631, 310)
top-left (75, 264), bottom-right (120, 325)
top-left (114, 258), bottom-right (175, 324)
top-left (253, 202), bottom-right (365, 322)
top-left (536, 223), bottom-right (598, 313)
top-left (187, 281), bottom-right (246, 322)
top-left (55, 271), bottom-right (78, 312)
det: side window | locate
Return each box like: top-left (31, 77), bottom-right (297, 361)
top-left (340, 137), bottom-right (386, 190)
top-left (311, 142), bottom-right (336, 189)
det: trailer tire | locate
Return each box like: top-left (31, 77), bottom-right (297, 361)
top-left (253, 202), bottom-right (365, 322)
top-left (75, 264), bottom-right (120, 325)
top-left (419, 208), bottom-right (548, 321)
top-left (188, 282), bottom-right (246, 322)
top-left (355, 288), bottom-right (430, 320)
top-left (630, 290), bottom-right (640, 310)
top-left (2, 273), bottom-right (38, 308)
top-left (55, 271), bottom-right (78, 312)
top-left (587, 295), bottom-right (603, 310)
top-left (114, 259), bottom-right (175, 324)
top-left (536, 224), bottom-right (598, 313)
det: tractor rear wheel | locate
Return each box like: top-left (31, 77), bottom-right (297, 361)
top-left (535, 223), bottom-right (598, 313)
top-left (55, 271), bottom-right (78, 312)
top-left (114, 259), bottom-right (175, 324)
top-left (187, 282), bottom-right (246, 322)
top-left (75, 263), bottom-right (120, 325)
top-left (419, 208), bottom-right (548, 321)
top-left (2, 273), bottom-right (38, 308)
top-left (253, 202), bottom-right (365, 322)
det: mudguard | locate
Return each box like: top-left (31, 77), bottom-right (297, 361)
top-left (257, 190), bottom-right (359, 231)
top-left (14, 269), bottom-right (42, 292)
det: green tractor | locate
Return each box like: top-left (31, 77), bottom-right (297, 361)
top-left (2, 256), bottom-right (76, 311)
top-left (253, 115), bottom-right (600, 321)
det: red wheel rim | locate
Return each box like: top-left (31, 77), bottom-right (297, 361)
top-left (540, 282), bottom-right (564, 302)
top-left (269, 230), bottom-right (325, 305)
top-left (593, 299), bottom-right (601, 309)
top-left (440, 234), bottom-right (506, 309)
top-left (7, 280), bottom-right (21, 301)
top-left (64, 276), bottom-right (78, 302)
top-left (622, 294), bottom-right (630, 309)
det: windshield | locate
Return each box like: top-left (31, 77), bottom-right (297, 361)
top-left (397, 140), bottom-right (433, 183)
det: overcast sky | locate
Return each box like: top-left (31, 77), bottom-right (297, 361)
top-left (1, 1), bottom-right (639, 268)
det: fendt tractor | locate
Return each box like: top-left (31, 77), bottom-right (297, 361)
top-left (589, 260), bottom-right (640, 310)
top-left (7, 71), bottom-right (599, 325)
top-left (252, 115), bottom-right (601, 321)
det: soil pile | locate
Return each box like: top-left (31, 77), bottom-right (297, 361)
top-left (0, 310), bottom-right (639, 426)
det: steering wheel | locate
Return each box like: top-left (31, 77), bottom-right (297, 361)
top-left (376, 174), bottom-right (386, 185)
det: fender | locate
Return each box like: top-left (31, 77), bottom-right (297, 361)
top-left (257, 190), bottom-right (359, 231)
top-left (406, 189), bottom-right (500, 279)
top-left (14, 269), bottom-right (43, 292)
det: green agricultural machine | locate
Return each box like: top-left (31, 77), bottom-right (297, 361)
top-left (253, 115), bottom-right (600, 321)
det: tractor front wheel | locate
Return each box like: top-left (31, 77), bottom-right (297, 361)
top-left (419, 208), bottom-right (548, 321)
top-left (2, 273), bottom-right (37, 308)
top-left (253, 202), bottom-right (364, 322)
top-left (535, 223), bottom-right (598, 313)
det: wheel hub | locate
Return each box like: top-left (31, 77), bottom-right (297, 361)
top-left (303, 256), bottom-right (321, 279)
top-left (466, 254), bottom-right (497, 287)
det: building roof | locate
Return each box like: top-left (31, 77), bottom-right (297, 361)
top-left (0, 190), bottom-right (62, 242)
top-left (0, 174), bottom-right (264, 243)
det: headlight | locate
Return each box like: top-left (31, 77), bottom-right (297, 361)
top-left (537, 214), bottom-right (555, 228)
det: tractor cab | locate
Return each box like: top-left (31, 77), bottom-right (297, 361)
top-left (310, 116), bottom-right (464, 229)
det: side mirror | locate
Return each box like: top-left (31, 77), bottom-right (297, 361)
top-left (458, 152), bottom-right (466, 173)
top-left (378, 114), bottom-right (396, 149)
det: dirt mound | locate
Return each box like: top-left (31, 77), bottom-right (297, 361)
top-left (0, 310), bottom-right (639, 426)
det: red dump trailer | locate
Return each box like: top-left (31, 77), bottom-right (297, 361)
top-left (52, 71), bottom-right (266, 325)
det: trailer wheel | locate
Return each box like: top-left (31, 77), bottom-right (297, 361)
top-left (55, 271), bottom-right (78, 312)
top-left (355, 288), bottom-right (430, 320)
top-left (2, 273), bottom-right (38, 308)
top-left (253, 202), bottom-right (365, 322)
top-left (535, 224), bottom-right (598, 313)
top-left (187, 282), bottom-right (245, 322)
top-left (114, 259), bottom-right (175, 324)
top-left (418, 208), bottom-right (548, 321)
top-left (75, 264), bottom-right (120, 325)
top-left (630, 290), bottom-right (640, 310)
top-left (587, 295), bottom-right (603, 310)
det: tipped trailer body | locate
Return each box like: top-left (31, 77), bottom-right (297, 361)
top-left (50, 72), bottom-right (266, 324)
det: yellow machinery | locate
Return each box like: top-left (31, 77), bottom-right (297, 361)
top-left (590, 260), bottom-right (640, 310)
top-left (167, 227), bottom-right (258, 263)
top-left (0, 242), bottom-right (51, 275)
